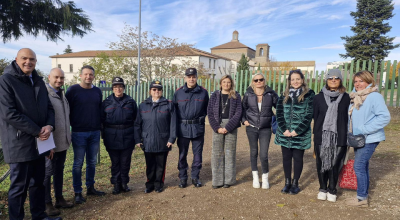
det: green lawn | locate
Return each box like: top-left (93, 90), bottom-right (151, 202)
top-left (0, 141), bottom-right (146, 217)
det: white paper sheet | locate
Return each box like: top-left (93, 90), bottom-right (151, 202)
top-left (36, 133), bottom-right (56, 154)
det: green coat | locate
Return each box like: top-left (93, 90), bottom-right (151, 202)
top-left (274, 89), bottom-right (314, 150)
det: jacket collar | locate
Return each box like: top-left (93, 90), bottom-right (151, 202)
top-left (46, 84), bottom-right (64, 98)
top-left (246, 85), bottom-right (273, 95)
top-left (183, 83), bottom-right (201, 93)
top-left (6, 60), bottom-right (42, 85)
top-left (145, 96), bottom-right (168, 105)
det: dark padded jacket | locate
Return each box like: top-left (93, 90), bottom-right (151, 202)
top-left (173, 83), bottom-right (209, 138)
top-left (313, 91), bottom-right (350, 146)
top-left (0, 61), bottom-right (55, 163)
top-left (274, 89), bottom-right (315, 150)
top-left (207, 90), bottom-right (242, 133)
top-left (101, 94), bottom-right (137, 150)
top-left (242, 86), bottom-right (278, 129)
top-left (134, 97), bottom-right (176, 153)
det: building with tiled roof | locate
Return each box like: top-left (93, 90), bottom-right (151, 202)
top-left (50, 48), bottom-right (237, 82)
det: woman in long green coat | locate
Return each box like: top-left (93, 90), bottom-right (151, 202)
top-left (275, 69), bottom-right (314, 195)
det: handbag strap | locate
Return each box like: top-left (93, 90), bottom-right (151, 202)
top-left (343, 146), bottom-right (350, 165)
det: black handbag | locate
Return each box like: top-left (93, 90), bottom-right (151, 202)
top-left (347, 114), bottom-right (365, 149)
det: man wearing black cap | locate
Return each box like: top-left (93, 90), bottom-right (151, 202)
top-left (173, 68), bottom-right (209, 188)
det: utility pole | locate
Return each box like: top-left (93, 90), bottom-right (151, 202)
top-left (137, 0), bottom-right (142, 101)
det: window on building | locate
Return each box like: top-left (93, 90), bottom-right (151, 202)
top-left (58, 64), bottom-right (61, 69)
top-left (259, 48), bottom-right (264, 56)
top-left (233, 34), bottom-right (237, 40)
top-left (209, 59), bottom-right (211, 69)
top-left (214, 60), bottom-right (216, 69)
top-left (69, 64), bottom-right (73, 73)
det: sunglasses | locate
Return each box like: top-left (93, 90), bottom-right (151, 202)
top-left (253, 78), bottom-right (265, 83)
top-left (151, 88), bottom-right (162, 91)
top-left (327, 77), bottom-right (340, 80)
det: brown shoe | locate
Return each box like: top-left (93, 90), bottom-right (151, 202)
top-left (55, 196), bottom-right (74, 208)
top-left (345, 198), bottom-right (368, 207)
top-left (46, 202), bottom-right (61, 216)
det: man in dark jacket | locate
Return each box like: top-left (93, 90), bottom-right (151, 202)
top-left (0, 48), bottom-right (59, 220)
top-left (173, 68), bottom-right (209, 188)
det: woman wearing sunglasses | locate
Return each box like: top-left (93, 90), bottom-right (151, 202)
top-left (275, 69), bottom-right (314, 195)
top-left (134, 81), bottom-right (176, 193)
top-left (313, 69), bottom-right (350, 202)
top-left (242, 73), bottom-right (278, 189)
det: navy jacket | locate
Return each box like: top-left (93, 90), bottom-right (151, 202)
top-left (173, 83), bottom-right (209, 138)
top-left (134, 97), bottom-right (176, 153)
top-left (207, 90), bottom-right (242, 133)
top-left (101, 94), bottom-right (137, 150)
top-left (0, 61), bottom-right (55, 163)
top-left (242, 86), bottom-right (278, 129)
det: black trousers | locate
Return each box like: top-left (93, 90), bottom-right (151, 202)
top-left (177, 136), bottom-right (204, 180)
top-left (144, 151), bottom-right (169, 189)
top-left (44, 150), bottom-right (67, 203)
top-left (107, 147), bottom-right (134, 185)
top-left (8, 157), bottom-right (47, 220)
top-left (315, 144), bottom-right (347, 194)
top-left (246, 127), bottom-right (272, 173)
top-left (281, 147), bottom-right (305, 180)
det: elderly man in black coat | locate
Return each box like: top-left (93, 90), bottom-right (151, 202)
top-left (0, 48), bottom-right (60, 220)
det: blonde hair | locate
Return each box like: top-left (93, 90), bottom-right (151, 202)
top-left (283, 69), bottom-right (310, 103)
top-left (353, 70), bottom-right (375, 87)
top-left (250, 73), bottom-right (266, 92)
top-left (219, 75), bottom-right (237, 99)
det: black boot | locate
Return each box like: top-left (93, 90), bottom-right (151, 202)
top-left (289, 179), bottom-right (301, 195)
top-left (87, 185), bottom-right (106, 196)
top-left (179, 179), bottom-right (187, 188)
top-left (281, 178), bottom-right (291, 194)
top-left (112, 184), bottom-right (121, 195)
top-left (121, 183), bottom-right (131, 192)
top-left (192, 178), bottom-right (202, 187)
top-left (74, 193), bottom-right (86, 204)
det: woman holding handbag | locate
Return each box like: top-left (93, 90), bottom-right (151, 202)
top-left (242, 73), bottom-right (278, 189)
top-left (275, 69), bottom-right (314, 195)
top-left (345, 70), bottom-right (390, 207)
top-left (208, 75), bottom-right (242, 189)
top-left (313, 69), bottom-right (350, 202)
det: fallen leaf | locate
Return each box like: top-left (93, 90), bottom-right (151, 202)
top-left (277, 204), bottom-right (285, 208)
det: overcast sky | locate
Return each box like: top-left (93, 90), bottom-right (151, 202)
top-left (1, 0), bottom-right (400, 73)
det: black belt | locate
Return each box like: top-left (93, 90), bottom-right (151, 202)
top-left (180, 119), bottom-right (200, 124)
top-left (106, 124), bottom-right (133, 129)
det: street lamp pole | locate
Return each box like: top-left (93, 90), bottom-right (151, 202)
top-left (137, 0), bottom-right (142, 101)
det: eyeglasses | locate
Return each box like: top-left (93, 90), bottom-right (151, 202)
top-left (253, 78), bottom-right (265, 83)
top-left (327, 77), bottom-right (340, 80)
top-left (151, 88), bottom-right (162, 91)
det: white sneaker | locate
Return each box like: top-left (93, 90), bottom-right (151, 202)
top-left (317, 192), bottom-right (327, 201)
top-left (252, 171), bottom-right (260, 188)
top-left (327, 192), bottom-right (337, 202)
top-left (261, 173), bottom-right (269, 189)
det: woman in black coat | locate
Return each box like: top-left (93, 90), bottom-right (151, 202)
top-left (101, 77), bottom-right (138, 195)
top-left (242, 73), bottom-right (278, 189)
top-left (134, 81), bottom-right (176, 193)
top-left (313, 69), bottom-right (350, 202)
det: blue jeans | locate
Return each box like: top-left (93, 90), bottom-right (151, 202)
top-left (71, 131), bottom-right (100, 193)
top-left (354, 142), bottom-right (379, 200)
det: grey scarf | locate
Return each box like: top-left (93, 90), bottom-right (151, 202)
top-left (320, 87), bottom-right (344, 173)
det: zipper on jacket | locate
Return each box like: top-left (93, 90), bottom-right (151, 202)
top-left (288, 100), bottom-right (294, 148)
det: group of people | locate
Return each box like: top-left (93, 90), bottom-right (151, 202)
top-left (0, 48), bottom-right (391, 220)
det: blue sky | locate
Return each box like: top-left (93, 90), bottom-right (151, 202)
top-left (1, 0), bottom-right (400, 73)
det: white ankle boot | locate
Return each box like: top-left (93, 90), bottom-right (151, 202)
top-left (252, 171), bottom-right (260, 188)
top-left (262, 173), bottom-right (269, 189)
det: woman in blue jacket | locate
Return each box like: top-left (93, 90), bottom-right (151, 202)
top-left (101, 77), bottom-right (137, 195)
top-left (134, 81), bottom-right (176, 193)
top-left (345, 71), bottom-right (390, 207)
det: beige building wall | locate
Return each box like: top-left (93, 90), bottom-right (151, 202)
top-left (51, 57), bottom-right (91, 83)
top-left (211, 48), bottom-right (252, 61)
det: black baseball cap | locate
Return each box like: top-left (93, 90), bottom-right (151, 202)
top-left (112, 77), bottom-right (125, 87)
top-left (150, 80), bottom-right (163, 89)
top-left (185, 68), bottom-right (197, 76)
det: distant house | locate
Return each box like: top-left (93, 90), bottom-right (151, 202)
top-left (49, 48), bottom-right (237, 82)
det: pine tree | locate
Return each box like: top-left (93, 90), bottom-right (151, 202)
top-left (237, 54), bottom-right (250, 73)
top-left (64, 45), bottom-right (73, 54)
top-left (340, 0), bottom-right (399, 65)
top-left (0, 0), bottom-right (92, 43)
